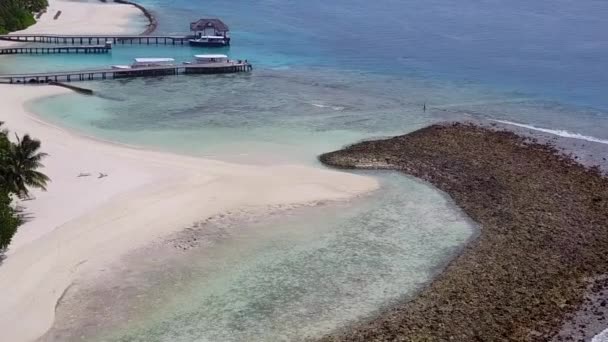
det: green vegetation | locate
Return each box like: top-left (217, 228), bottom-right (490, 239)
top-left (0, 122), bottom-right (49, 251)
top-left (2, 134), bottom-right (50, 197)
top-left (0, 189), bottom-right (20, 251)
top-left (0, 0), bottom-right (48, 34)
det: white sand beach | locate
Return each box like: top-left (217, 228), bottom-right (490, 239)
top-left (0, 0), bottom-right (144, 47)
top-left (14, 0), bottom-right (141, 35)
top-left (0, 2), bottom-right (378, 341)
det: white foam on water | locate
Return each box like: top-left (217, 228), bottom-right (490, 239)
top-left (592, 328), bottom-right (608, 342)
top-left (432, 98), bottom-right (531, 109)
top-left (491, 120), bottom-right (608, 145)
top-left (310, 102), bottom-right (345, 111)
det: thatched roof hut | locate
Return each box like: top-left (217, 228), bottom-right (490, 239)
top-left (190, 18), bottom-right (230, 37)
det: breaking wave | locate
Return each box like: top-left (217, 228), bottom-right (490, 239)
top-left (491, 120), bottom-right (608, 145)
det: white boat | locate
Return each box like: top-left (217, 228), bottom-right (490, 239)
top-left (112, 57), bottom-right (175, 69)
top-left (181, 54), bottom-right (252, 73)
top-left (188, 35), bottom-right (230, 47)
top-left (182, 54), bottom-right (235, 65)
top-left (192, 54), bottom-right (229, 64)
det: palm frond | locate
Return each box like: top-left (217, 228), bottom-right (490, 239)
top-left (0, 132), bottom-right (50, 196)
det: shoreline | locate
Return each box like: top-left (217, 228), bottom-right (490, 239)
top-left (4, 1), bottom-right (606, 341)
top-left (0, 0), bottom-right (145, 50)
top-left (318, 123), bottom-right (608, 341)
top-left (0, 2), bottom-right (379, 341)
top-left (41, 196), bottom-right (374, 340)
top-left (113, 0), bottom-right (158, 35)
top-left (0, 85), bottom-right (378, 342)
top-left (0, 84), bottom-right (378, 342)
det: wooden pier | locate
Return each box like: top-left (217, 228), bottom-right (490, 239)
top-left (0, 63), bottom-right (253, 84)
top-left (0, 45), bottom-right (111, 55)
top-left (0, 34), bottom-right (195, 45)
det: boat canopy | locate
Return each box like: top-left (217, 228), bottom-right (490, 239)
top-left (195, 54), bottom-right (228, 59)
top-left (133, 58), bottom-right (175, 63)
top-left (198, 35), bottom-right (226, 39)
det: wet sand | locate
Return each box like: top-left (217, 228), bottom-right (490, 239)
top-left (319, 122), bottom-right (608, 341)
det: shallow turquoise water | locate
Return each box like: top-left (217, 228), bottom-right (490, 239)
top-left (10, 0), bottom-right (608, 145)
top-left (6, 0), bottom-right (608, 339)
top-left (111, 175), bottom-right (472, 342)
top-left (29, 69), bottom-right (447, 163)
top-left (46, 173), bottom-right (474, 342)
top-left (29, 67), bottom-right (608, 165)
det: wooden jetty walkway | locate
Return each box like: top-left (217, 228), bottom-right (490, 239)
top-left (0, 45), bottom-right (111, 55)
top-left (0, 63), bottom-right (253, 84)
top-left (0, 34), bottom-right (195, 45)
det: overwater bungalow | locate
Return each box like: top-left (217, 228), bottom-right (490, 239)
top-left (189, 18), bottom-right (231, 47)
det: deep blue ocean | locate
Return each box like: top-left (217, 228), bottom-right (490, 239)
top-left (5, 0), bottom-right (608, 340)
top-left (150, 0), bottom-right (608, 110)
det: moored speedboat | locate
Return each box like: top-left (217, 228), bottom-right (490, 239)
top-left (183, 54), bottom-right (252, 73)
top-left (187, 54), bottom-right (230, 64)
top-left (188, 35), bottom-right (230, 47)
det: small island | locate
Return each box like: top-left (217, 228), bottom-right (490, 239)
top-left (319, 123), bottom-right (608, 341)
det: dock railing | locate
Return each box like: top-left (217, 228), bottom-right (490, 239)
top-left (0, 34), bottom-right (195, 45)
top-left (0, 62), bottom-right (253, 84)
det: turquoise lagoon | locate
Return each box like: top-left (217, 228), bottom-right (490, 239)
top-left (7, 0), bottom-right (608, 340)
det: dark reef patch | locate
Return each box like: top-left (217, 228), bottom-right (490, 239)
top-left (318, 123), bottom-right (608, 341)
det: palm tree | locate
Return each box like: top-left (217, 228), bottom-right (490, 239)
top-left (0, 133), bottom-right (50, 198)
top-left (0, 121), bottom-right (8, 150)
top-left (0, 122), bottom-right (10, 188)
